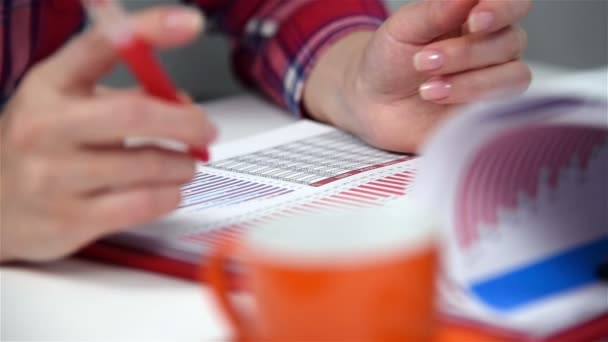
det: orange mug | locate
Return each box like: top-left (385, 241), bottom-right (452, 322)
top-left (206, 208), bottom-right (439, 341)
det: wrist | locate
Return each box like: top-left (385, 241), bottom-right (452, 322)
top-left (302, 31), bottom-right (374, 128)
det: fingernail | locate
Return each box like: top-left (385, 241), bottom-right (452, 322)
top-left (164, 9), bottom-right (203, 32)
top-left (189, 147), bottom-right (209, 163)
top-left (419, 80), bottom-right (452, 101)
top-left (414, 50), bottom-right (444, 72)
top-left (468, 11), bottom-right (494, 33)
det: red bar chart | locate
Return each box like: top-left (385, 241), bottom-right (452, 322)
top-left (182, 170), bottom-right (416, 247)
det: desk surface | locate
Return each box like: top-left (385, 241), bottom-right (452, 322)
top-left (2, 63), bottom-right (604, 341)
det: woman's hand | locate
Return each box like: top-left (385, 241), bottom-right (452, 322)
top-left (0, 6), bottom-right (215, 262)
top-left (305, 0), bottom-right (532, 152)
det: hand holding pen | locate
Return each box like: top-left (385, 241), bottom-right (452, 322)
top-left (83, 0), bottom-right (212, 161)
top-left (0, 5), bottom-right (214, 262)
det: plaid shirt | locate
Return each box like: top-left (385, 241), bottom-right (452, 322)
top-left (0, 0), bottom-right (388, 115)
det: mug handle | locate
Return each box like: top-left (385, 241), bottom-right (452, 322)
top-left (205, 238), bottom-right (250, 340)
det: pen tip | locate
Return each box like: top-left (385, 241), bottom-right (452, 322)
top-left (189, 147), bottom-right (209, 163)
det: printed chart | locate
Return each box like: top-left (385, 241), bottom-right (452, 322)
top-left (117, 125), bottom-right (417, 257)
top-left (181, 170), bottom-right (416, 247)
top-left (179, 130), bottom-right (413, 211)
top-left (206, 131), bottom-right (411, 186)
top-left (455, 126), bottom-right (608, 249)
top-left (179, 173), bottom-right (293, 209)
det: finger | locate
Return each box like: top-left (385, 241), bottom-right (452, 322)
top-left (385, 0), bottom-right (478, 45)
top-left (85, 185), bottom-right (182, 231)
top-left (67, 148), bottom-right (196, 193)
top-left (40, 6), bottom-right (204, 91)
top-left (414, 26), bottom-right (527, 75)
top-left (94, 86), bottom-right (143, 97)
top-left (178, 91), bottom-right (194, 104)
top-left (419, 60), bottom-right (532, 104)
top-left (467, 0), bottom-right (532, 34)
top-left (54, 92), bottom-right (216, 149)
top-left (95, 86), bottom-right (193, 103)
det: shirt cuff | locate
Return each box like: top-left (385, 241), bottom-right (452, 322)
top-left (238, 0), bottom-right (389, 117)
top-left (285, 17), bottom-right (385, 117)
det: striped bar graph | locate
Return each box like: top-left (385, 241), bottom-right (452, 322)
top-left (207, 131), bottom-right (412, 186)
top-left (179, 173), bottom-right (293, 209)
top-left (181, 170), bottom-right (416, 246)
top-left (455, 126), bottom-right (607, 249)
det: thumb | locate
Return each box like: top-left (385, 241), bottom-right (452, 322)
top-left (385, 0), bottom-right (477, 46)
top-left (40, 6), bottom-right (204, 92)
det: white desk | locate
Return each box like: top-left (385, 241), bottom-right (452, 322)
top-left (2, 63), bottom-right (603, 341)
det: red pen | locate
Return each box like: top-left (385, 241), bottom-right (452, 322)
top-left (82, 0), bottom-right (209, 162)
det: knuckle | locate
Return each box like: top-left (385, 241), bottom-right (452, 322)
top-left (22, 63), bottom-right (50, 87)
top-left (466, 73), bottom-right (486, 97)
top-left (360, 119), bottom-right (386, 147)
top-left (83, 28), bottom-right (108, 49)
top-left (24, 159), bottom-right (58, 195)
top-left (173, 158), bottom-right (197, 182)
top-left (81, 159), bottom-right (109, 181)
top-left (182, 125), bottom-right (204, 145)
top-left (506, 0), bottom-right (521, 19)
top-left (515, 62), bottom-right (533, 87)
top-left (361, 118), bottom-right (418, 154)
top-left (177, 111), bottom-right (206, 144)
top-left (184, 160), bottom-right (197, 179)
top-left (100, 202), bottom-right (137, 230)
top-left (139, 150), bottom-right (168, 179)
top-left (136, 188), bottom-right (181, 219)
top-left (522, 0), bottom-right (533, 15)
top-left (132, 192), bottom-right (158, 219)
top-left (428, 1), bottom-right (449, 33)
top-left (162, 189), bottom-right (182, 211)
top-left (506, 0), bottom-right (532, 22)
top-left (453, 39), bottom-right (474, 67)
top-left (52, 201), bottom-right (82, 230)
top-left (505, 27), bottom-right (527, 57)
top-left (167, 189), bottom-right (183, 209)
top-left (438, 40), bottom-right (457, 60)
top-left (118, 96), bottom-right (150, 129)
top-left (9, 116), bottom-right (48, 150)
top-left (517, 27), bottom-right (529, 52)
top-left (105, 199), bottom-right (150, 228)
top-left (399, 131), bottom-right (426, 153)
top-left (178, 90), bottom-right (193, 104)
top-left (367, 126), bottom-right (419, 154)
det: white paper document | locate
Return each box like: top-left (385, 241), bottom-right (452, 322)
top-left (110, 120), bottom-right (418, 262)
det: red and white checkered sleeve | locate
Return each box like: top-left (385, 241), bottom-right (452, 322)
top-left (187, 0), bottom-right (389, 116)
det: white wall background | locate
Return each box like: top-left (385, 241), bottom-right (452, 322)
top-left (102, 0), bottom-right (608, 101)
